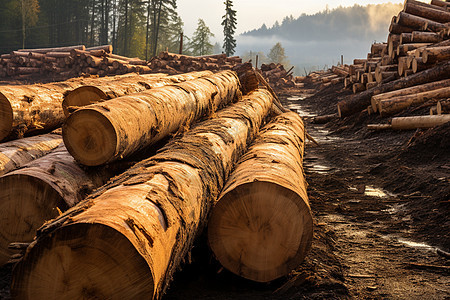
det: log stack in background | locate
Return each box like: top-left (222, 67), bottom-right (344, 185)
top-left (303, 0), bottom-right (450, 129)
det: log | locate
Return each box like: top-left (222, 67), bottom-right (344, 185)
top-left (0, 79), bottom-right (89, 141)
top-left (86, 45), bottom-right (113, 53)
top-left (371, 78), bottom-right (450, 111)
top-left (412, 57), bottom-right (428, 73)
top-left (391, 115), bottom-right (450, 129)
top-left (62, 71), bottom-right (210, 115)
top-left (430, 0), bottom-right (450, 9)
top-left (17, 45), bottom-right (85, 54)
top-left (208, 112), bottom-right (312, 282)
top-left (396, 11), bottom-right (447, 32)
top-left (422, 46), bottom-right (450, 63)
top-left (63, 70), bottom-right (243, 166)
top-left (0, 132), bottom-right (62, 176)
top-left (312, 114), bottom-right (338, 124)
top-left (0, 144), bottom-right (120, 266)
top-left (45, 52), bottom-right (71, 58)
top-left (376, 71), bottom-right (399, 83)
top-left (407, 0), bottom-right (449, 12)
top-left (400, 33), bottom-right (413, 44)
top-left (353, 83), bottom-right (366, 94)
top-left (337, 61), bottom-right (450, 117)
top-left (437, 99), bottom-right (450, 114)
top-left (378, 86), bottom-right (450, 115)
top-left (411, 31), bottom-right (443, 43)
top-left (404, 2), bottom-right (450, 23)
top-left (397, 43), bottom-right (431, 56)
top-left (11, 89), bottom-right (274, 299)
top-left (389, 22), bottom-right (415, 34)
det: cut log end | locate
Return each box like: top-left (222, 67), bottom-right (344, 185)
top-left (63, 109), bottom-right (117, 166)
top-left (11, 223), bottom-right (154, 299)
top-left (0, 174), bottom-right (62, 266)
top-left (62, 86), bottom-right (108, 117)
top-left (208, 181), bottom-right (313, 282)
top-left (0, 92), bottom-right (13, 141)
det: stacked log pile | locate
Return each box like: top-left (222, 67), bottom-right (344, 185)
top-left (306, 65), bottom-right (350, 88)
top-left (305, 0), bottom-right (450, 129)
top-left (258, 63), bottom-right (297, 88)
top-left (149, 51), bottom-right (242, 74)
top-left (0, 65), bottom-right (312, 298)
top-left (0, 45), bottom-right (153, 80)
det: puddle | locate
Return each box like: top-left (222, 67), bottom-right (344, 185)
top-left (397, 239), bottom-right (435, 250)
top-left (382, 204), bottom-right (406, 215)
top-left (287, 96), bottom-right (306, 101)
top-left (364, 186), bottom-right (395, 198)
top-left (304, 162), bottom-right (336, 174)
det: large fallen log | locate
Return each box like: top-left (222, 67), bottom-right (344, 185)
top-left (11, 89), bottom-right (274, 299)
top-left (62, 71), bottom-right (211, 115)
top-left (337, 61), bottom-right (450, 117)
top-left (371, 79), bottom-right (450, 112)
top-left (0, 133), bottom-right (62, 176)
top-left (0, 144), bottom-right (120, 266)
top-left (0, 80), bottom-right (86, 141)
top-left (377, 86), bottom-right (450, 115)
top-left (63, 70), bottom-right (242, 166)
top-left (208, 112), bottom-right (312, 283)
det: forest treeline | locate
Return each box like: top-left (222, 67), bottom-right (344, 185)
top-left (0, 0), bottom-right (237, 58)
top-left (242, 3), bottom-right (402, 41)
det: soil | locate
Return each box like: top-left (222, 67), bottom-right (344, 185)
top-left (0, 82), bottom-right (449, 299)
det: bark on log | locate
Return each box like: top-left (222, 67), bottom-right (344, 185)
top-left (378, 86), bottom-right (450, 115)
top-left (11, 89), bottom-right (274, 299)
top-left (0, 133), bottom-right (62, 176)
top-left (396, 11), bottom-right (447, 32)
top-left (62, 71), bottom-right (210, 115)
top-left (391, 114), bottom-right (450, 129)
top-left (208, 112), bottom-right (312, 282)
top-left (0, 144), bottom-right (119, 266)
top-left (63, 70), bottom-right (243, 166)
top-left (412, 57), bottom-right (428, 73)
top-left (412, 31), bottom-right (443, 43)
top-left (17, 45), bottom-right (85, 54)
top-left (337, 61), bottom-right (450, 117)
top-left (0, 80), bottom-right (85, 141)
top-left (371, 78), bottom-right (450, 111)
top-left (422, 46), bottom-right (450, 63)
top-left (400, 33), bottom-right (413, 44)
top-left (407, 0), bottom-right (449, 12)
top-left (404, 2), bottom-right (450, 23)
top-left (353, 83), bottom-right (366, 94)
top-left (430, 0), bottom-right (450, 9)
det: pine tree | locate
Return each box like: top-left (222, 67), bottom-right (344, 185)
top-left (189, 19), bottom-right (214, 56)
top-left (221, 0), bottom-right (236, 57)
top-left (268, 42), bottom-right (289, 65)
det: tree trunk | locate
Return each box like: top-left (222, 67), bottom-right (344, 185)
top-left (11, 89), bottom-right (274, 299)
top-left (62, 71), bottom-right (211, 115)
top-left (0, 132), bottom-right (62, 176)
top-left (371, 78), bottom-right (450, 111)
top-left (0, 144), bottom-right (121, 266)
top-left (63, 70), bottom-right (243, 166)
top-left (422, 46), bottom-right (450, 63)
top-left (17, 45), bottom-right (85, 54)
top-left (378, 86), bottom-right (450, 115)
top-left (0, 80), bottom-right (86, 141)
top-left (404, 2), bottom-right (450, 23)
top-left (391, 114), bottom-right (450, 129)
top-left (411, 31), bottom-right (443, 43)
top-left (396, 11), bottom-right (447, 32)
top-left (337, 61), bottom-right (450, 117)
top-left (208, 112), bottom-right (312, 283)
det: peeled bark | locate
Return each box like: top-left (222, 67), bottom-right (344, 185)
top-left (0, 133), bottom-right (62, 176)
top-left (0, 144), bottom-right (119, 266)
top-left (208, 112), bottom-right (313, 283)
top-left (391, 114), bottom-right (450, 129)
top-left (62, 71), bottom-right (211, 115)
top-left (11, 89), bottom-right (273, 299)
top-left (337, 61), bottom-right (450, 117)
top-left (63, 70), bottom-right (242, 166)
top-left (378, 86), bottom-right (450, 115)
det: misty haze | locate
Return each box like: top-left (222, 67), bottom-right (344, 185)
top-left (236, 3), bottom-right (402, 75)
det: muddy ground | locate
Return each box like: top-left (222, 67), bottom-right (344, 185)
top-left (1, 82), bottom-right (449, 299)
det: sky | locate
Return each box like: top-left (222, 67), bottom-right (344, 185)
top-left (177, 0), bottom-right (403, 42)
